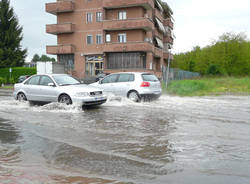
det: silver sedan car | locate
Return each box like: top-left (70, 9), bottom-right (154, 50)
top-left (13, 74), bottom-right (107, 106)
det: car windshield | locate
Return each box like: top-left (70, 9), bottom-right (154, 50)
top-left (142, 74), bottom-right (159, 82)
top-left (52, 75), bottom-right (80, 86)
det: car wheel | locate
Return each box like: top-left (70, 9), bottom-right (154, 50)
top-left (58, 94), bottom-right (72, 105)
top-left (128, 91), bottom-right (141, 102)
top-left (17, 92), bottom-right (27, 102)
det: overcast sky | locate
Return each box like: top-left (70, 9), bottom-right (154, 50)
top-left (10, 0), bottom-right (250, 62)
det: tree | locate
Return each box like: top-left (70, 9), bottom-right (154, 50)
top-left (173, 32), bottom-right (250, 76)
top-left (31, 54), bottom-right (56, 62)
top-left (40, 54), bottom-right (55, 62)
top-left (0, 0), bottom-right (27, 68)
top-left (31, 54), bottom-right (40, 62)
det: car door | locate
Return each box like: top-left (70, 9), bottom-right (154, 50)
top-left (98, 74), bottom-right (119, 94)
top-left (23, 75), bottom-right (41, 101)
top-left (38, 76), bottom-right (58, 102)
top-left (115, 73), bottom-right (135, 96)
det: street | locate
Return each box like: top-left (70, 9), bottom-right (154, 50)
top-left (0, 95), bottom-right (250, 184)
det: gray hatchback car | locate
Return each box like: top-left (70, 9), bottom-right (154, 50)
top-left (91, 72), bottom-right (162, 102)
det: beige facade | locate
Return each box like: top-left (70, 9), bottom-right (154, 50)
top-left (46, 0), bottom-right (174, 79)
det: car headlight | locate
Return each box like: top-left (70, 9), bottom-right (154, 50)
top-left (74, 92), bottom-right (90, 97)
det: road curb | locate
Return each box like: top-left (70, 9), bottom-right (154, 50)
top-left (0, 89), bottom-right (12, 96)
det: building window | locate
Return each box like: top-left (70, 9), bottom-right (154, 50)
top-left (118, 11), bottom-right (127, 20)
top-left (87, 35), bottom-right (93, 44)
top-left (96, 12), bottom-right (103, 22)
top-left (58, 54), bottom-right (74, 71)
top-left (106, 34), bottom-right (111, 42)
top-left (118, 33), bottom-right (127, 43)
top-left (107, 52), bottom-right (146, 69)
top-left (96, 34), bottom-right (103, 44)
top-left (86, 13), bottom-right (93, 23)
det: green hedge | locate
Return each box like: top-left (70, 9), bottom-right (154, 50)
top-left (0, 77), bottom-right (6, 86)
top-left (0, 67), bottom-right (36, 84)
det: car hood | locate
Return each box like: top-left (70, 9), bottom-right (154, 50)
top-left (89, 82), bottom-right (99, 87)
top-left (59, 84), bottom-right (103, 93)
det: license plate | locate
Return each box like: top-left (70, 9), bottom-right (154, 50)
top-left (154, 91), bottom-right (161, 94)
top-left (95, 97), bottom-right (103, 101)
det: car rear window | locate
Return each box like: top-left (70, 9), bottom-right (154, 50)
top-left (25, 75), bottom-right (40, 85)
top-left (142, 74), bottom-right (159, 82)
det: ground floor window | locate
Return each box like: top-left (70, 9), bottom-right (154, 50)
top-left (107, 52), bottom-right (146, 69)
top-left (58, 54), bottom-right (74, 71)
top-left (85, 55), bottom-right (104, 76)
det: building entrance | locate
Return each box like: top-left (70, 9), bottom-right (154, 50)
top-left (85, 55), bottom-right (104, 76)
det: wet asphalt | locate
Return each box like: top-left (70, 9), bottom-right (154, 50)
top-left (0, 94), bottom-right (250, 184)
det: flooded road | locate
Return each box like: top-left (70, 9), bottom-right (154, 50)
top-left (0, 95), bottom-right (250, 184)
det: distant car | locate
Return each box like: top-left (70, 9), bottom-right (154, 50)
top-left (90, 72), bottom-right (162, 102)
top-left (95, 72), bottom-right (109, 82)
top-left (18, 75), bottom-right (30, 83)
top-left (13, 74), bottom-right (107, 106)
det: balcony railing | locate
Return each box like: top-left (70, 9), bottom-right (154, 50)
top-left (154, 47), bottom-right (163, 57)
top-left (46, 23), bottom-right (74, 35)
top-left (103, 18), bottom-right (154, 31)
top-left (46, 45), bottom-right (75, 55)
top-left (46, 1), bottom-right (74, 15)
top-left (103, 0), bottom-right (154, 10)
top-left (155, 9), bottom-right (163, 22)
top-left (164, 35), bottom-right (174, 44)
top-left (103, 41), bottom-right (154, 53)
top-left (163, 18), bottom-right (174, 29)
top-left (163, 52), bottom-right (174, 60)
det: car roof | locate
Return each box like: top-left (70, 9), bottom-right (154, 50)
top-left (33, 74), bottom-right (68, 77)
top-left (109, 72), bottom-right (153, 75)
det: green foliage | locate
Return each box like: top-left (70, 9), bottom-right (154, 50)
top-left (0, 77), bottom-right (6, 85)
top-left (164, 77), bottom-right (250, 96)
top-left (32, 54), bottom-right (56, 62)
top-left (0, 0), bottom-right (27, 68)
top-left (206, 64), bottom-right (222, 75)
top-left (173, 32), bottom-right (250, 76)
top-left (0, 67), bottom-right (36, 84)
top-left (31, 54), bottom-right (40, 62)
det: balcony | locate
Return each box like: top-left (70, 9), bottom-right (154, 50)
top-left (103, 18), bottom-right (154, 31)
top-left (103, 0), bottom-right (154, 10)
top-left (103, 42), bottom-right (154, 53)
top-left (163, 52), bottom-right (174, 60)
top-left (164, 35), bottom-right (174, 44)
top-left (46, 1), bottom-right (74, 15)
top-left (46, 23), bottom-right (74, 35)
top-left (46, 45), bottom-right (75, 55)
top-left (163, 18), bottom-right (174, 29)
top-left (155, 9), bottom-right (163, 22)
top-left (154, 47), bottom-right (163, 58)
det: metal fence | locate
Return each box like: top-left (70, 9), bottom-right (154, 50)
top-left (162, 67), bottom-right (200, 83)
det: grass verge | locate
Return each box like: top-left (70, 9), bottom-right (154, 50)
top-left (163, 77), bottom-right (250, 96)
top-left (0, 85), bottom-right (13, 89)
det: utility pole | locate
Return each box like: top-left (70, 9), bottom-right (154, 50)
top-left (9, 67), bottom-right (12, 80)
top-left (166, 50), bottom-right (171, 88)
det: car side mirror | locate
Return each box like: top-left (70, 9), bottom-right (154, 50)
top-left (48, 83), bottom-right (55, 87)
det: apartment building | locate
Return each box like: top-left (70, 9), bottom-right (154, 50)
top-left (46, 0), bottom-right (174, 79)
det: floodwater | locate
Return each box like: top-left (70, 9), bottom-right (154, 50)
top-left (0, 94), bottom-right (250, 184)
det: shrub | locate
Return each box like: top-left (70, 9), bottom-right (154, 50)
top-left (0, 77), bottom-right (6, 86)
top-left (0, 67), bottom-right (36, 84)
top-left (206, 64), bottom-right (222, 75)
